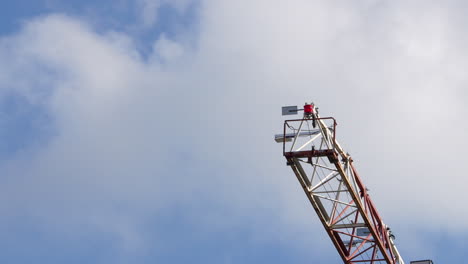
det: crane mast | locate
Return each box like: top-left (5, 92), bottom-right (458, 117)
top-left (276, 103), bottom-right (405, 264)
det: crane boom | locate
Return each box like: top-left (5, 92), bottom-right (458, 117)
top-left (276, 103), bottom-right (404, 264)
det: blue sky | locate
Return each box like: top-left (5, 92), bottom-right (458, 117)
top-left (1, 1), bottom-right (467, 263)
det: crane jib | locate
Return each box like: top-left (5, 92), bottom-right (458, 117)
top-left (276, 105), bottom-right (405, 264)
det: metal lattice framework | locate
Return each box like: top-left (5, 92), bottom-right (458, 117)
top-left (276, 106), bottom-right (404, 264)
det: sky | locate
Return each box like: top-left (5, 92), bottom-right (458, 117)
top-left (0, 0), bottom-right (467, 263)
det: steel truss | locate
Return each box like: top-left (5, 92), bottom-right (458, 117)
top-left (279, 109), bottom-right (404, 264)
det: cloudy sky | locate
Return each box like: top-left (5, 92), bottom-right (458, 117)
top-left (1, 0), bottom-right (467, 263)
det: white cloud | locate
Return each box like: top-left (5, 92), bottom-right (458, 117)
top-left (1, 0), bottom-right (468, 261)
top-left (138, 0), bottom-right (194, 28)
top-left (151, 34), bottom-right (185, 62)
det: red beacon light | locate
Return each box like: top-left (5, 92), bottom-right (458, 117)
top-left (304, 103), bottom-right (314, 115)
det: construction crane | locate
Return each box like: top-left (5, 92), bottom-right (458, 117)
top-left (275, 103), bottom-right (405, 264)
